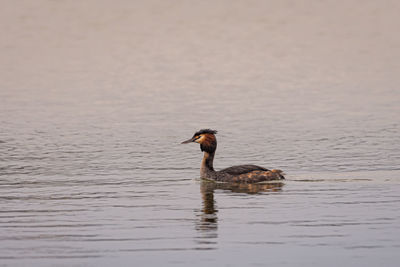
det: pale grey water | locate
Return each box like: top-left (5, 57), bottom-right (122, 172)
top-left (1, 0), bottom-right (400, 266)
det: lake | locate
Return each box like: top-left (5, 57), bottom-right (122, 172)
top-left (1, 0), bottom-right (400, 266)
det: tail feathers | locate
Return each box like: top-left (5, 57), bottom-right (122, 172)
top-left (271, 169), bottom-right (285, 179)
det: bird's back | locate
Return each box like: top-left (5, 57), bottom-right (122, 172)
top-left (216, 165), bottom-right (285, 183)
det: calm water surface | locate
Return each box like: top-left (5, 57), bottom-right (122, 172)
top-left (1, 1), bottom-right (400, 266)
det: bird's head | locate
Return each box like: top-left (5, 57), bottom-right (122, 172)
top-left (181, 129), bottom-right (217, 153)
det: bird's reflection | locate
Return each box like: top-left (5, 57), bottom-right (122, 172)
top-left (195, 180), bottom-right (284, 244)
top-left (201, 180), bottom-right (284, 195)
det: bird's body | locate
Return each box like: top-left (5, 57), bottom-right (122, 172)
top-left (182, 129), bottom-right (285, 183)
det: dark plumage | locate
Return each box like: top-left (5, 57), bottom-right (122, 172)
top-left (194, 129), bottom-right (218, 136)
top-left (181, 129), bottom-right (285, 183)
top-left (220, 164), bottom-right (269, 175)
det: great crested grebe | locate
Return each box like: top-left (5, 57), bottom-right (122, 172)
top-left (181, 129), bottom-right (285, 183)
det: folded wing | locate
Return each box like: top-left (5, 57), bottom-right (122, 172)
top-left (219, 164), bottom-right (269, 175)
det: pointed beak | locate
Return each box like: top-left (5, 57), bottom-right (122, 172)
top-left (181, 137), bottom-right (196, 144)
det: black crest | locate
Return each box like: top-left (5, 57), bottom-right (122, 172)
top-left (193, 129), bottom-right (217, 137)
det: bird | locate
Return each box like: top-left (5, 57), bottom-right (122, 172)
top-left (181, 129), bottom-right (285, 183)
